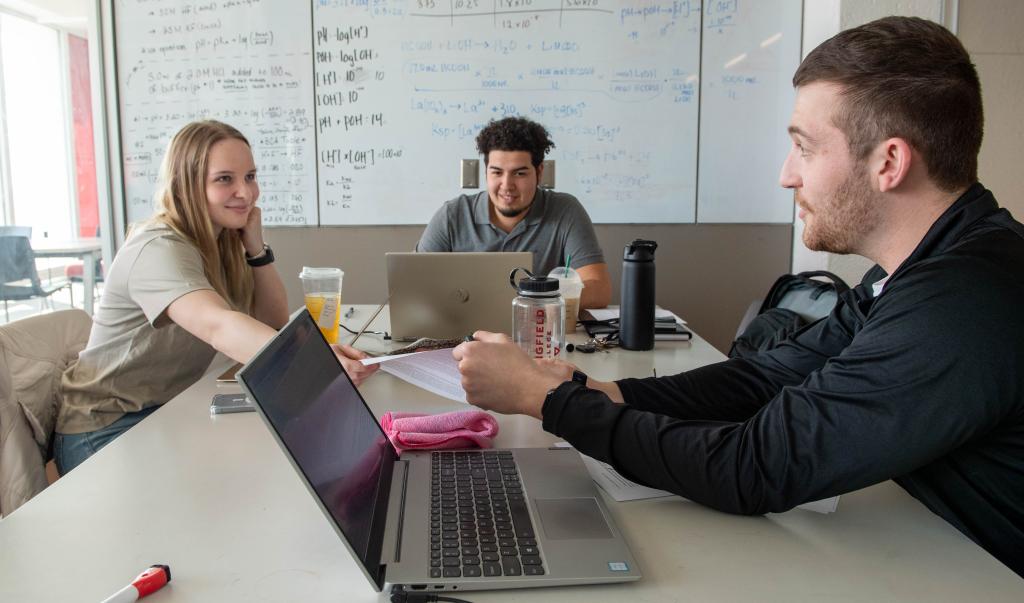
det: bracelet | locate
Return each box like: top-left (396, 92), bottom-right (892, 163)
top-left (245, 243), bottom-right (275, 267)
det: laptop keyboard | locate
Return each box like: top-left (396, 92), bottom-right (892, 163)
top-left (429, 450), bottom-right (545, 579)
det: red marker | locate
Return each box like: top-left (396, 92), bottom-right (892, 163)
top-left (101, 565), bottom-right (171, 603)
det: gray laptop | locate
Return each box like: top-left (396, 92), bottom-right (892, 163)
top-left (387, 252), bottom-right (532, 341)
top-left (237, 309), bottom-right (640, 594)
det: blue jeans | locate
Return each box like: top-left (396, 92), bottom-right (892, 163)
top-left (54, 406), bottom-right (160, 474)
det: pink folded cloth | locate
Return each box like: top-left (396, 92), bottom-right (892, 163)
top-left (380, 410), bottom-right (499, 453)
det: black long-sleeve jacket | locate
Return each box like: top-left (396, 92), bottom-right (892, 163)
top-left (542, 184), bottom-right (1024, 576)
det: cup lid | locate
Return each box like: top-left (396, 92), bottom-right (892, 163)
top-left (299, 266), bottom-right (343, 279)
top-left (546, 266), bottom-right (582, 283)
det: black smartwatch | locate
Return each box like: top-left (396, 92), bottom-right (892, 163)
top-left (571, 369), bottom-right (588, 387)
top-left (245, 243), bottom-right (275, 267)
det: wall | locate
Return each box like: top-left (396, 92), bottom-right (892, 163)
top-left (959, 0), bottom-right (1024, 218)
top-left (266, 223), bottom-right (793, 354)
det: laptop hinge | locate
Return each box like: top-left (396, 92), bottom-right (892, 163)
top-left (393, 459), bottom-right (410, 563)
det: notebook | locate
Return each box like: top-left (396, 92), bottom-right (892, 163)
top-left (579, 311), bottom-right (693, 342)
top-left (386, 252), bottom-right (532, 341)
top-left (237, 309), bottom-right (641, 593)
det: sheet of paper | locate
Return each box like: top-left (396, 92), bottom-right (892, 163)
top-left (556, 443), bottom-right (840, 513)
top-left (552, 441), bottom-right (673, 502)
top-left (579, 454), bottom-right (676, 502)
top-left (587, 306), bottom-right (687, 324)
top-left (360, 350), bottom-right (428, 366)
top-left (361, 349), bottom-right (466, 403)
top-left (796, 496), bottom-right (840, 514)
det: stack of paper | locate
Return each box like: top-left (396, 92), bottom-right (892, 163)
top-left (361, 349), bottom-right (466, 403)
top-left (583, 306), bottom-right (692, 341)
top-left (557, 443), bottom-right (839, 514)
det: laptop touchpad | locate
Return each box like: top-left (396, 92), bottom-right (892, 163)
top-left (535, 498), bottom-right (613, 540)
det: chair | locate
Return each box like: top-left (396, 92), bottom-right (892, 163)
top-left (0, 309), bottom-right (91, 516)
top-left (65, 258), bottom-right (104, 309)
top-left (0, 232), bottom-right (71, 322)
top-left (729, 271), bottom-right (850, 359)
top-left (0, 226), bottom-right (31, 238)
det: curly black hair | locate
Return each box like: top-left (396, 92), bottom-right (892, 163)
top-left (475, 117), bottom-right (555, 168)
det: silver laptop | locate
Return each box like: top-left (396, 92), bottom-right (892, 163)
top-left (387, 252), bottom-right (532, 341)
top-left (237, 309), bottom-right (640, 594)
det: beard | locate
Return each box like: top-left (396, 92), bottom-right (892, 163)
top-left (496, 202), bottom-right (531, 218)
top-left (800, 165), bottom-right (881, 255)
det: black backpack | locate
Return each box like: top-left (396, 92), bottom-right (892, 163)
top-left (728, 271), bottom-right (850, 359)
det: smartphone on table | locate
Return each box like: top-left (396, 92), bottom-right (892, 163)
top-left (210, 392), bottom-right (256, 414)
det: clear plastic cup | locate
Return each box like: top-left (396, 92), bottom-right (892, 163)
top-left (548, 266), bottom-right (584, 334)
top-left (299, 267), bottom-right (344, 344)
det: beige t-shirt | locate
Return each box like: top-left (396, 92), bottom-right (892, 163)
top-left (58, 224), bottom-right (218, 434)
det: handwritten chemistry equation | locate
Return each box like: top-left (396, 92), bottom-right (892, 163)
top-left (118, 0), bottom-right (318, 226)
top-left (116, 0), bottom-right (790, 225)
top-left (313, 0), bottom-right (702, 223)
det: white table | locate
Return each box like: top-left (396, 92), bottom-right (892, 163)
top-left (0, 305), bottom-right (1021, 602)
top-left (32, 237), bottom-right (103, 314)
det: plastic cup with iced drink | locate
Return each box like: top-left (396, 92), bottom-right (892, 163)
top-left (299, 266), bottom-right (344, 344)
top-left (548, 266), bottom-right (584, 334)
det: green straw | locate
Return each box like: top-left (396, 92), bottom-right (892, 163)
top-left (564, 253), bottom-right (572, 276)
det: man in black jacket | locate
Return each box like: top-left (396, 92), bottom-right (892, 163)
top-left (453, 17), bottom-right (1024, 576)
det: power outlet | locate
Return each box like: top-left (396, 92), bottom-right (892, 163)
top-left (460, 159), bottom-right (480, 188)
top-left (540, 160), bottom-right (555, 189)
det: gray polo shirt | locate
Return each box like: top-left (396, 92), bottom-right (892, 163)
top-left (416, 189), bottom-right (604, 275)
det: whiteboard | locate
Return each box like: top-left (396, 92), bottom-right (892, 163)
top-left (697, 0), bottom-right (802, 223)
top-left (116, 0), bottom-right (317, 227)
top-left (113, 1), bottom-right (802, 226)
top-left (313, 0), bottom-right (700, 225)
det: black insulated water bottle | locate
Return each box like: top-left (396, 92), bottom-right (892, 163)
top-left (619, 239), bottom-right (658, 351)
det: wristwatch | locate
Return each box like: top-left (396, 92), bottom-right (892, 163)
top-left (245, 243), bottom-right (275, 267)
top-left (543, 374), bottom-right (588, 412)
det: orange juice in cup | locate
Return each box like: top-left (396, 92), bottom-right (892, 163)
top-left (299, 267), bottom-right (344, 343)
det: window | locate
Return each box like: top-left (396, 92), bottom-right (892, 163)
top-left (0, 12), bottom-right (78, 237)
top-left (0, 9), bottom-right (102, 323)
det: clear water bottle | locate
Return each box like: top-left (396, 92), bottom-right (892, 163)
top-left (509, 268), bottom-right (565, 359)
top-left (620, 239), bottom-right (658, 351)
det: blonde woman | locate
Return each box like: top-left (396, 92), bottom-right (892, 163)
top-left (55, 120), bottom-right (376, 473)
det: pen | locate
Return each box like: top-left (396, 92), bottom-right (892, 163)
top-left (101, 565), bottom-right (171, 603)
top-left (349, 297), bottom-right (389, 346)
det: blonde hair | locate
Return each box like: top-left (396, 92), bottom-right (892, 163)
top-left (145, 120), bottom-right (254, 312)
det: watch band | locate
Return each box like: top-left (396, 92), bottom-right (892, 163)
top-left (571, 369), bottom-right (588, 387)
top-left (245, 243), bottom-right (275, 267)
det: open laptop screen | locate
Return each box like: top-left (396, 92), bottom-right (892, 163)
top-left (239, 310), bottom-right (395, 587)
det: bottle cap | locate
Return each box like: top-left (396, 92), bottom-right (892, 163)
top-left (623, 239), bottom-right (658, 262)
top-left (509, 267), bottom-right (560, 296)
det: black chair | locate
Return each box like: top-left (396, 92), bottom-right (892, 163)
top-left (0, 232), bottom-right (71, 322)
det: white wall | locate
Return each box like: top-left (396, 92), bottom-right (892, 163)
top-left (960, 0), bottom-right (1024, 221)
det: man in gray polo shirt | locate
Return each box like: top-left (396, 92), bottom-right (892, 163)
top-left (416, 116), bottom-right (611, 309)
